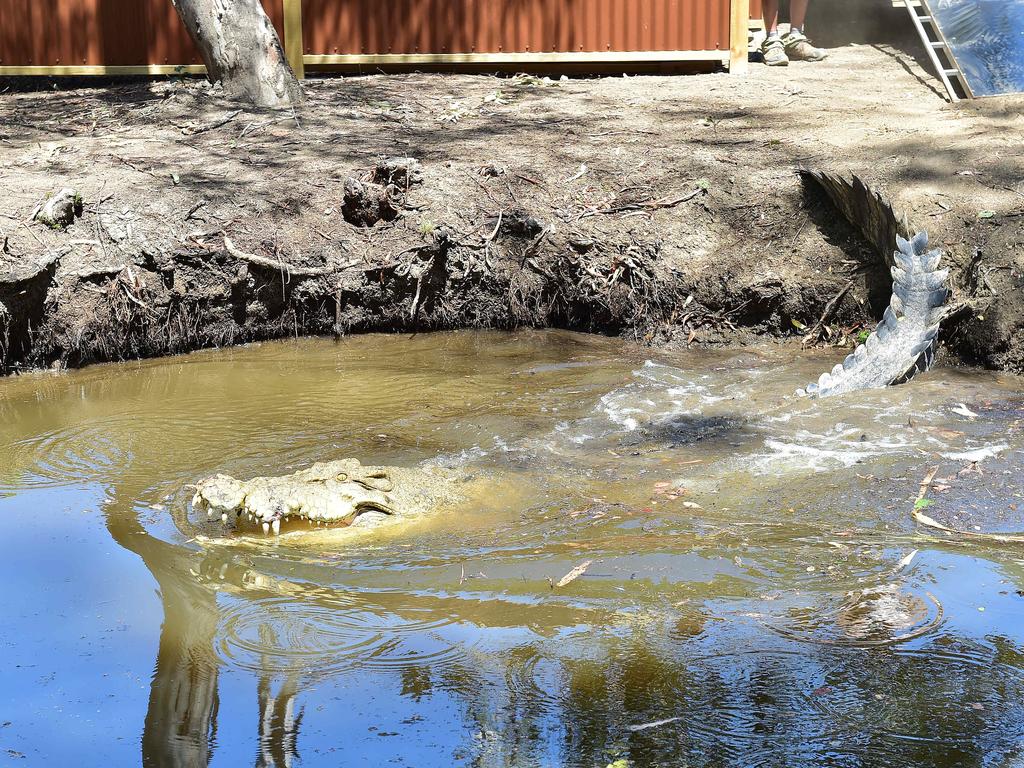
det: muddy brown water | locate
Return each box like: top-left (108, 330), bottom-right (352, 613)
top-left (2, 330), bottom-right (1024, 767)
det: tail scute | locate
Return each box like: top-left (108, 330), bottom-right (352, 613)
top-left (800, 228), bottom-right (947, 398)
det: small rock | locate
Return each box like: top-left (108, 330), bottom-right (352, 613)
top-left (479, 163), bottom-right (506, 177)
top-left (35, 187), bottom-right (82, 229)
top-left (99, 213), bottom-right (127, 243)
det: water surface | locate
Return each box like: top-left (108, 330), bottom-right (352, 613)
top-left (2, 330), bottom-right (1023, 767)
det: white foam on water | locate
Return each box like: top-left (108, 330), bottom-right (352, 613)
top-left (751, 424), bottom-right (920, 473)
top-left (941, 444), bottom-right (1010, 462)
top-left (598, 361), bottom-right (712, 433)
top-left (424, 445), bottom-right (489, 468)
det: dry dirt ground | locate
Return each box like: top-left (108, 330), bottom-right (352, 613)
top-left (1, 42), bottom-right (1023, 374)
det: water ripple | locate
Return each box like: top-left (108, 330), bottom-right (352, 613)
top-left (763, 585), bottom-right (945, 647)
top-left (216, 594), bottom-right (469, 676)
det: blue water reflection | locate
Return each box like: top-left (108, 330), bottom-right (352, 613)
top-left (930, 0), bottom-right (1024, 96)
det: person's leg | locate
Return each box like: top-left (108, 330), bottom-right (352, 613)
top-left (782, 0), bottom-right (827, 61)
top-left (763, 0), bottom-right (780, 34)
top-left (761, 0), bottom-right (789, 66)
top-left (789, 0), bottom-right (808, 31)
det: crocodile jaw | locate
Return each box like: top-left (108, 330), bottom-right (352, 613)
top-left (192, 473), bottom-right (394, 534)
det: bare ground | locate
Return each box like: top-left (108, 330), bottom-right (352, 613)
top-left (1, 42), bottom-right (1023, 374)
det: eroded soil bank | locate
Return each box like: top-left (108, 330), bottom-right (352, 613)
top-left (2, 44), bottom-right (1023, 374)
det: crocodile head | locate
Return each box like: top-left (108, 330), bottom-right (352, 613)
top-left (192, 459), bottom-right (397, 535)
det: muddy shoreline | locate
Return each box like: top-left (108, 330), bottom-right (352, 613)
top-left (0, 168), bottom-right (881, 374)
top-left (2, 45), bottom-right (1023, 375)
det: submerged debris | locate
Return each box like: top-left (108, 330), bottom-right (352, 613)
top-left (911, 463), bottom-right (1024, 542)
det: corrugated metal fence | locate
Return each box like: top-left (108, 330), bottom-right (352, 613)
top-left (0, 0), bottom-right (751, 75)
top-left (303, 0), bottom-right (728, 56)
top-left (0, 0), bottom-right (281, 69)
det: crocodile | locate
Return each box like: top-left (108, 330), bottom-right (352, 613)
top-left (800, 230), bottom-right (948, 397)
top-left (192, 458), bottom-right (466, 536)
top-left (192, 172), bottom-right (950, 537)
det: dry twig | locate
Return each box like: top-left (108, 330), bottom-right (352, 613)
top-left (803, 279), bottom-right (854, 346)
top-left (579, 187), bottom-right (705, 219)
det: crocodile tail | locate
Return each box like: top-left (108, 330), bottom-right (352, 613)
top-left (888, 231), bottom-right (948, 380)
top-left (800, 231), bottom-right (947, 397)
top-left (798, 169), bottom-right (912, 265)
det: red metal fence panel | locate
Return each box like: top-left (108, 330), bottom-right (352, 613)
top-left (0, 0), bottom-right (741, 71)
top-left (0, 0), bottom-right (284, 67)
top-left (302, 0), bottom-right (731, 56)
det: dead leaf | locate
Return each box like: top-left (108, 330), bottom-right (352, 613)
top-left (913, 509), bottom-right (953, 532)
top-left (893, 549), bottom-right (919, 572)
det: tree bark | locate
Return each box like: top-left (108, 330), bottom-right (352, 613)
top-left (171, 0), bottom-right (304, 108)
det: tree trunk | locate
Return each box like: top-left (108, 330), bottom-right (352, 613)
top-left (171, 0), bottom-right (304, 108)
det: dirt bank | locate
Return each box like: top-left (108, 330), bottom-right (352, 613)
top-left (2, 44), bottom-right (1023, 374)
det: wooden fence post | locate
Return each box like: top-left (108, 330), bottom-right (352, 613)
top-left (283, 0), bottom-right (305, 79)
top-left (730, 0), bottom-right (750, 75)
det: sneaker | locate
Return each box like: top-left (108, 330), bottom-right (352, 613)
top-left (782, 30), bottom-right (828, 61)
top-left (761, 37), bottom-right (789, 67)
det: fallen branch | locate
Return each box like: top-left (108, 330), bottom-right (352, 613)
top-left (223, 237), bottom-right (329, 277)
top-left (940, 300), bottom-right (977, 326)
top-left (114, 155), bottom-right (160, 178)
top-left (803, 279), bottom-right (854, 346)
top-left (184, 201), bottom-right (207, 221)
top-left (408, 257), bottom-right (435, 320)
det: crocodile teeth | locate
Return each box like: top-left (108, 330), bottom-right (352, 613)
top-left (221, 513), bottom-right (228, 524)
top-left (262, 522), bottom-right (270, 535)
top-left (272, 519), bottom-right (281, 535)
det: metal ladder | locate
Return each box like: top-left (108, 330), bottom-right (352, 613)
top-left (898, 0), bottom-right (970, 101)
